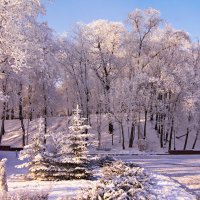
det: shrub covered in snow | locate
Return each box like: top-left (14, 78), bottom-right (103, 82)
top-left (87, 155), bottom-right (116, 169)
top-left (0, 159), bottom-right (8, 192)
top-left (0, 190), bottom-right (49, 200)
top-left (79, 161), bottom-right (157, 200)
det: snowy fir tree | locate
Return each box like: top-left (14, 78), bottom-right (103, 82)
top-left (63, 104), bottom-right (92, 179)
top-left (68, 105), bottom-right (91, 162)
top-left (43, 104), bottom-right (92, 180)
top-left (17, 106), bottom-right (92, 180)
top-left (17, 117), bottom-right (47, 179)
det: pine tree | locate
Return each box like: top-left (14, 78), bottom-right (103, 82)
top-left (42, 104), bottom-right (92, 180)
top-left (63, 104), bottom-right (91, 179)
top-left (17, 117), bottom-right (47, 179)
top-left (17, 106), bottom-right (92, 180)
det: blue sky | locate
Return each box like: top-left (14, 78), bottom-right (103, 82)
top-left (40, 0), bottom-right (200, 40)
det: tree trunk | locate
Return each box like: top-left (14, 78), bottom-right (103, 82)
top-left (26, 118), bottom-right (30, 145)
top-left (119, 124), bottom-right (121, 143)
top-left (11, 108), bottom-right (14, 119)
top-left (183, 128), bottom-right (189, 150)
top-left (18, 83), bottom-right (26, 147)
top-left (43, 82), bottom-right (48, 143)
top-left (168, 118), bottom-right (174, 151)
top-left (0, 78), bottom-right (7, 143)
top-left (5, 103), bottom-right (9, 120)
top-left (144, 110), bottom-right (147, 139)
top-left (138, 111), bottom-right (141, 140)
top-left (0, 102), bottom-right (6, 137)
top-left (173, 130), bottom-right (176, 150)
top-left (129, 123), bottom-right (135, 148)
top-left (98, 130), bottom-right (101, 148)
top-left (109, 122), bottom-right (114, 145)
top-left (120, 123), bottom-right (125, 150)
top-left (155, 113), bottom-right (158, 130)
top-left (28, 85), bottom-right (33, 121)
top-left (192, 130), bottom-right (199, 149)
top-left (160, 124), bottom-right (164, 148)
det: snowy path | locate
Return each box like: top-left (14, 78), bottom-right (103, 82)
top-left (116, 154), bottom-right (200, 198)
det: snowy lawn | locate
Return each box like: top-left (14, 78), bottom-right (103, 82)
top-left (0, 151), bottom-right (198, 199)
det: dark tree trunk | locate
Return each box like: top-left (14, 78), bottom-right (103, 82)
top-left (0, 119), bottom-right (5, 143)
top-left (150, 113), bottom-right (154, 121)
top-left (173, 130), bottom-right (176, 150)
top-left (165, 130), bottom-right (169, 145)
top-left (138, 111), bottom-right (141, 140)
top-left (98, 130), bottom-right (101, 147)
top-left (0, 80), bottom-right (7, 143)
top-left (160, 125), bottom-right (164, 148)
top-left (160, 114), bottom-right (164, 148)
top-left (0, 76), bottom-right (7, 143)
top-left (11, 108), bottom-right (14, 119)
top-left (0, 102), bottom-right (6, 139)
top-left (18, 83), bottom-right (26, 147)
top-left (120, 123), bottom-right (125, 150)
top-left (192, 131), bottom-right (199, 149)
top-left (183, 128), bottom-right (189, 150)
top-left (28, 85), bottom-right (33, 121)
top-left (168, 118), bottom-right (174, 151)
top-left (144, 110), bottom-right (147, 139)
top-left (158, 114), bottom-right (161, 134)
top-left (119, 124), bottom-right (121, 143)
top-left (43, 82), bottom-right (48, 144)
top-left (129, 123), bottom-right (135, 148)
top-left (155, 113), bottom-right (158, 130)
top-left (109, 122), bottom-right (114, 145)
top-left (5, 103), bottom-right (9, 120)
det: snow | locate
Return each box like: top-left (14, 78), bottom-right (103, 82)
top-left (116, 154), bottom-right (200, 198)
top-left (0, 151), bottom-right (199, 199)
top-left (0, 117), bottom-right (199, 199)
top-left (2, 116), bottom-right (199, 154)
top-left (149, 174), bottom-right (196, 200)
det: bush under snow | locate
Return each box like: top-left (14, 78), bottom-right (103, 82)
top-left (0, 190), bottom-right (49, 200)
top-left (78, 160), bottom-right (157, 200)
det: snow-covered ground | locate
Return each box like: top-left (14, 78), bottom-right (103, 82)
top-left (0, 117), bottom-right (200, 199)
top-left (1, 116), bottom-right (200, 153)
top-left (116, 154), bottom-right (200, 198)
top-left (0, 151), bottom-right (198, 199)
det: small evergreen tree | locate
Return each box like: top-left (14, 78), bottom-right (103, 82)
top-left (17, 106), bottom-right (92, 180)
top-left (63, 104), bottom-right (91, 179)
top-left (44, 105), bottom-right (92, 179)
top-left (17, 117), bottom-right (48, 179)
top-left (68, 105), bottom-right (90, 163)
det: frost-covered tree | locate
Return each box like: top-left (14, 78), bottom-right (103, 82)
top-left (68, 105), bottom-right (90, 161)
top-left (18, 106), bottom-right (92, 180)
top-left (63, 104), bottom-right (91, 179)
top-left (42, 105), bottom-right (92, 180)
top-left (17, 117), bottom-right (47, 179)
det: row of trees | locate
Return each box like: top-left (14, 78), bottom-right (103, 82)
top-left (0, 1), bottom-right (200, 150)
top-left (58, 9), bottom-right (200, 150)
top-left (0, 0), bottom-right (60, 145)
